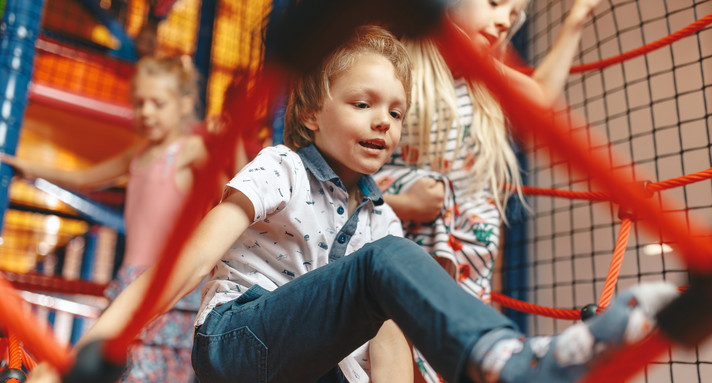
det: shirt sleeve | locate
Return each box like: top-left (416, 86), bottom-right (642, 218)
top-left (225, 146), bottom-right (302, 223)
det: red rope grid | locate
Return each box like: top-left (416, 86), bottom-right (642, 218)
top-left (0, 9), bottom-right (709, 382)
top-left (492, 167), bottom-right (712, 318)
top-left (515, 12), bottom-right (712, 75)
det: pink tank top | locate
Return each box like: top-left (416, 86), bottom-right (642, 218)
top-left (123, 138), bottom-right (190, 268)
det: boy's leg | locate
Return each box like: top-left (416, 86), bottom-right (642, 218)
top-left (193, 235), bottom-right (677, 383)
top-left (193, 235), bottom-right (515, 383)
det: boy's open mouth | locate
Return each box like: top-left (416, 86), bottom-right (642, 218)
top-left (359, 139), bottom-right (385, 150)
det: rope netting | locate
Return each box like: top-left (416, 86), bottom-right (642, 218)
top-left (0, 1), bottom-right (711, 382)
top-left (493, 167), bottom-right (712, 320)
top-left (499, 1), bottom-right (712, 381)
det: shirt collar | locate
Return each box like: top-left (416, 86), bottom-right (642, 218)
top-left (296, 144), bottom-right (385, 206)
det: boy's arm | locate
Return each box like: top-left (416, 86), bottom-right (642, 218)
top-left (80, 188), bottom-right (254, 345)
top-left (27, 189), bottom-right (255, 382)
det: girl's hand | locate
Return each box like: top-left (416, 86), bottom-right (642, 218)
top-left (0, 153), bottom-right (29, 178)
top-left (387, 177), bottom-right (445, 222)
top-left (569, 0), bottom-right (602, 22)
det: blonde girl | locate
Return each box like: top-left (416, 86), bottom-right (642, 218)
top-left (374, 0), bottom-right (601, 380)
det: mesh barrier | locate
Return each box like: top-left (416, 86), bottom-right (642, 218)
top-left (502, 1), bottom-right (712, 381)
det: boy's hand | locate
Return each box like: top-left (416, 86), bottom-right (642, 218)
top-left (26, 362), bottom-right (62, 383)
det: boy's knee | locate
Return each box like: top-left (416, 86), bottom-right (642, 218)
top-left (361, 235), bottom-right (430, 265)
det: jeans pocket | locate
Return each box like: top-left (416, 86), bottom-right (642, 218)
top-left (193, 325), bottom-right (267, 383)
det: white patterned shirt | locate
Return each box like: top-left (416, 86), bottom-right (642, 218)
top-left (196, 144), bottom-right (403, 325)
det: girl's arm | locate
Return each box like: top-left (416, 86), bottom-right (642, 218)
top-left (502, 0), bottom-right (601, 106)
top-left (173, 134), bottom-right (210, 193)
top-left (177, 134), bottom-right (209, 171)
top-left (1, 146), bottom-right (139, 192)
top-left (27, 189), bottom-right (255, 382)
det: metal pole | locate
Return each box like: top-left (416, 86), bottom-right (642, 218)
top-left (0, 0), bottom-right (45, 230)
top-left (194, 0), bottom-right (218, 119)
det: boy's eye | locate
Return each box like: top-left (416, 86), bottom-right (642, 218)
top-left (354, 102), bottom-right (368, 109)
top-left (390, 111), bottom-right (403, 120)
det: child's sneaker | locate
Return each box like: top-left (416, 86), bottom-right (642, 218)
top-left (467, 282), bottom-right (678, 383)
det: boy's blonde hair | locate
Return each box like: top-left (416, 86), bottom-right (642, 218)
top-left (283, 25), bottom-right (412, 150)
top-left (131, 55), bottom-right (201, 129)
top-left (404, 38), bottom-right (524, 219)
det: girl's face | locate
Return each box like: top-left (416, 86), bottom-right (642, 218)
top-left (305, 52), bottom-right (407, 187)
top-left (132, 74), bottom-right (192, 143)
top-left (448, 0), bottom-right (527, 50)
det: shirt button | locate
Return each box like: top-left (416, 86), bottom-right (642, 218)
top-left (338, 234), bottom-right (347, 243)
top-left (337, 206), bottom-right (345, 215)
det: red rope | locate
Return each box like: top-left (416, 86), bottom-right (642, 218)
top-left (491, 292), bottom-right (580, 320)
top-left (22, 347), bottom-right (37, 371)
top-left (519, 167), bottom-right (712, 202)
top-left (519, 185), bottom-right (609, 201)
top-left (8, 333), bottom-right (22, 371)
top-left (571, 12), bottom-right (712, 73)
top-left (580, 332), bottom-right (672, 383)
top-left (1, 332), bottom-right (38, 379)
top-left (648, 167), bottom-right (712, 193)
top-left (515, 13), bottom-right (712, 75)
top-left (597, 217), bottom-right (633, 309)
top-left (0, 276), bottom-right (73, 373)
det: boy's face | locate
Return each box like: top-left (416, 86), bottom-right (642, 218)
top-left (305, 53), bottom-right (407, 186)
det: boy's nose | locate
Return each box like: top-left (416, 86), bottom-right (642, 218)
top-left (373, 114), bottom-right (390, 132)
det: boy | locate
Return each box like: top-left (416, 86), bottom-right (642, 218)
top-left (30, 25), bottom-right (677, 383)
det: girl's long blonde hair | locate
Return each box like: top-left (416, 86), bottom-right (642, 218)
top-left (404, 38), bottom-right (524, 220)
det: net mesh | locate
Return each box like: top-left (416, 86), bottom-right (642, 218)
top-left (502, 1), bottom-right (712, 381)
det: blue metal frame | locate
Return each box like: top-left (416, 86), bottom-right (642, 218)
top-left (194, 0), bottom-right (218, 119)
top-left (502, 23), bottom-right (530, 333)
top-left (73, 0), bottom-right (136, 61)
top-left (33, 179), bottom-right (126, 234)
top-left (0, 0), bottom-right (45, 231)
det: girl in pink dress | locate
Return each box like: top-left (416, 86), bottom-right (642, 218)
top-left (3, 56), bottom-right (209, 382)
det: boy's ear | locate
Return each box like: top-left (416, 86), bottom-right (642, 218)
top-left (302, 112), bottom-right (319, 132)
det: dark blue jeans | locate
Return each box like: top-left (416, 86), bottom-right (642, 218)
top-left (192, 235), bottom-right (516, 383)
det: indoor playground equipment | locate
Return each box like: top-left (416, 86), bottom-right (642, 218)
top-left (0, 0), bottom-right (711, 382)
